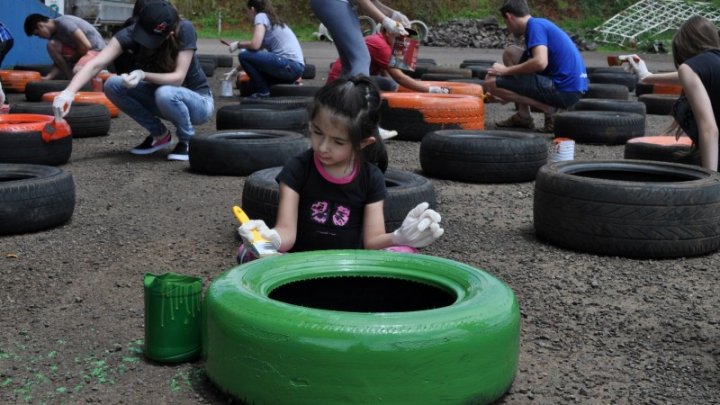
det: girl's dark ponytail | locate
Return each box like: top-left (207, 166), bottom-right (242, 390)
top-left (310, 75), bottom-right (388, 172)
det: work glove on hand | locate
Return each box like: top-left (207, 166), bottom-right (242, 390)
top-left (428, 86), bottom-right (450, 94)
top-left (228, 41), bottom-right (240, 53)
top-left (52, 90), bottom-right (75, 117)
top-left (391, 202), bottom-right (444, 248)
top-left (619, 54), bottom-right (651, 80)
top-left (121, 69), bottom-right (146, 88)
top-left (238, 219), bottom-right (282, 251)
top-left (382, 16), bottom-right (409, 36)
top-left (391, 10), bottom-right (412, 28)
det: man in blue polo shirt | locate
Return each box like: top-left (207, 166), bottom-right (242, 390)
top-left (484, 0), bottom-right (588, 132)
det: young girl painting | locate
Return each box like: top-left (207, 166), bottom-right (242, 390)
top-left (237, 75), bottom-right (443, 262)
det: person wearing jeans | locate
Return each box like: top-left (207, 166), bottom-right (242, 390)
top-left (227, 0), bottom-right (304, 97)
top-left (52, 0), bottom-right (213, 161)
top-left (310, 0), bottom-right (410, 79)
top-left (104, 76), bottom-right (213, 151)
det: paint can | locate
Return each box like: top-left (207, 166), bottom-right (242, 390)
top-left (143, 272), bottom-right (203, 363)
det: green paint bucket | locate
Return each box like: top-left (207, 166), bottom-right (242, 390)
top-left (144, 272), bottom-right (203, 363)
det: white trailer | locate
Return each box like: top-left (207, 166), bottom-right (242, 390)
top-left (66, 0), bottom-right (134, 35)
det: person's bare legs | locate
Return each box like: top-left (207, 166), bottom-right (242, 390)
top-left (45, 40), bottom-right (73, 80)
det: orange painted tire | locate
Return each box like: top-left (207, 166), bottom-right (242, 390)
top-left (653, 83), bottom-right (682, 95)
top-left (624, 135), bottom-right (699, 165)
top-left (0, 114), bottom-right (72, 165)
top-left (0, 70), bottom-right (42, 93)
top-left (397, 81), bottom-right (485, 98)
top-left (42, 91), bottom-right (120, 118)
top-left (379, 93), bottom-right (485, 141)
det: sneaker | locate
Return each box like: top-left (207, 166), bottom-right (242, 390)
top-left (167, 142), bottom-right (189, 161)
top-left (379, 127), bottom-right (398, 140)
top-left (248, 92), bottom-right (270, 98)
top-left (495, 113), bottom-right (535, 130)
top-left (130, 132), bottom-right (172, 155)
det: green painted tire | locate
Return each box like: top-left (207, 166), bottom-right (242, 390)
top-left (204, 250), bottom-right (520, 405)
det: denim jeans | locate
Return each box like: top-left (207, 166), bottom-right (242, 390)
top-left (104, 75), bottom-right (214, 144)
top-left (311, 0), bottom-right (370, 77)
top-left (239, 50), bottom-right (304, 94)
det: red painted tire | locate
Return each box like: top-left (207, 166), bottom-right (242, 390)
top-left (0, 114), bottom-right (72, 165)
top-left (42, 91), bottom-right (120, 118)
top-left (397, 80), bottom-right (485, 98)
top-left (0, 70), bottom-right (42, 93)
top-left (624, 135), bottom-right (699, 165)
top-left (379, 93), bottom-right (485, 141)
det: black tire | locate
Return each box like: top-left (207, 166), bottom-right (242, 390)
top-left (269, 84), bottom-right (321, 97)
top-left (216, 104), bottom-right (308, 133)
top-left (582, 83), bottom-right (628, 100)
top-left (0, 164), bottom-right (75, 235)
top-left (10, 102), bottom-right (111, 138)
top-left (25, 80), bottom-right (91, 102)
top-left (624, 136), bottom-right (700, 165)
top-left (416, 57), bottom-right (436, 65)
top-left (635, 82), bottom-right (654, 97)
top-left (639, 94), bottom-right (678, 115)
top-left (554, 111), bottom-right (645, 145)
top-left (588, 72), bottom-right (638, 91)
top-left (204, 250), bottom-right (519, 404)
top-left (533, 160), bottom-right (720, 258)
top-left (239, 95), bottom-right (313, 110)
top-left (460, 59), bottom-right (495, 68)
top-left (301, 63), bottom-right (316, 80)
top-left (197, 54), bottom-right (218, 69)
top-left (215, 54), bottom-right (234, 68)
top-left (242, 167), bottom-right (436, 231)
top-left (407, 64), bottom-right (432, 79)
top-left (420, 130), bottom-right (547, 183)
top-left (585, 67), bottom-right (626, 75)
top-left (421, 73), bottom-right (468, 81)
top-left (463, 65), bottom-right (490, 79)
top-left (572, 98), bottom-right (646, 116)
top-left (200, 61), bottom-right (215, 77)
top-left (0, 124), bottom-right (72, 166)
top-left (189, 130), bottom-right (309, 176)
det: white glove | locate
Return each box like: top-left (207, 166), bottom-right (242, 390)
top-left (52, 90), bottom-right (75, 117)
top-left (238, 219), bottom-right (282, 251)
top-left (382, 16), bottom-right (408, 36)
top-left (121, 69), bottom-right (145, 88)
top-left (428, 86), bottom-right (449, 94)
top-left (391, 202), bottom-right (444, 248)
top-left (228, 41), bottom-right (240, 53)
top-left (391, 10), bottom-right (411, 28)
top-left (619, 54), bottom-right (651, 81)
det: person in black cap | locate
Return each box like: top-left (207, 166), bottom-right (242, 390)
top-left (52, 0), bottom-right (213, 161)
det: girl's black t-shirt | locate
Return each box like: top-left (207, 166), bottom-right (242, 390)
top-left (277, 149), bottom-right (387, 252)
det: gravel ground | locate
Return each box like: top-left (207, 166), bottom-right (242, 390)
top-left (1, 41), bottom-right (718, 404)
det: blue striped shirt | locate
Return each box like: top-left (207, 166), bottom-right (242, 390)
top-left (0, 23), bottom-right (12, 42)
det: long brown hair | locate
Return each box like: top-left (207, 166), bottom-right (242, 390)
top-left (247, 0), bottom-right (286, 28)
top-left (135, 24), bottom-right (180, 73)
top-left (668, 15), bottom-right (720, 154)
top-left (671, 15), bottom-right (720, 68)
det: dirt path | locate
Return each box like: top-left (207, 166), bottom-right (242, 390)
top-left (1, 42), bottom-right (718, 404)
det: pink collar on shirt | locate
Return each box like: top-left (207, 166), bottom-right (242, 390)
top-left (313, 152), bottom-right (358, 184)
